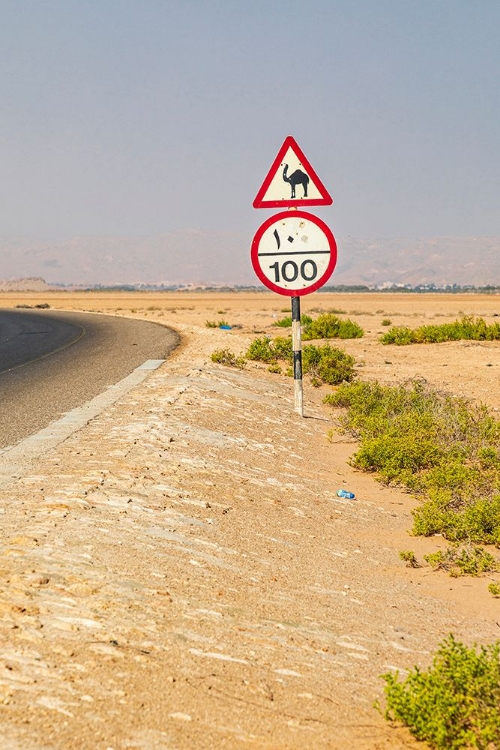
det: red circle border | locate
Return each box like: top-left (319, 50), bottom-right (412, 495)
top-left (251, 210), bottom-right (337, 297)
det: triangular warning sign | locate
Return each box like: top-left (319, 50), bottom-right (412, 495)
top-left (253, 135), bottom-right (333, 209)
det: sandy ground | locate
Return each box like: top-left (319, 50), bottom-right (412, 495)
top-left (0, 290), bottom-right (499, 749)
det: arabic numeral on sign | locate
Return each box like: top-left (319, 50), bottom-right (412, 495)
top-left (269, 259), bottom-right (318, 284)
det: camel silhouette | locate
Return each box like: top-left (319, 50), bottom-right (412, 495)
top-left (282, 163), bottom-right (309, 199)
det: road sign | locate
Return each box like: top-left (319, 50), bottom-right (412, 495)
top-left (253, 135), bottom-right (333, 209)
top-left (251, 210), bottom-right (337, 296)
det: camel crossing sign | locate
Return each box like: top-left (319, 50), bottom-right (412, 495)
top-left (252, 135), bottom-right (333, 209)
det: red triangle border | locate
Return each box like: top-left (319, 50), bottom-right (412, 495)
top-left (253, 135), bottom-right (333, 209)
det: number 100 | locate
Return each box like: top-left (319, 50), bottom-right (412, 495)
top-left (269, 259), bottom-right (318, 284)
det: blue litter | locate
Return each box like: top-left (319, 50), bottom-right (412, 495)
top-left (336, 489), bottom-right (356, 499)
top-left (219, 325), bottom-right (232, 330)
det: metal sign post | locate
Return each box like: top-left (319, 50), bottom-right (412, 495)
top-left (291, 295), bottom-right (303, 416)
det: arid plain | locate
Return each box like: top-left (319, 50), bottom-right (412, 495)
top-left (4, 289), bottom-right (498, 408)
top-left (0, 291), bottom-right (500, 749)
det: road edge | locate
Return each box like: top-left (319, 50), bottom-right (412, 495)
top-left (0, 359), bottom-right (165, 488)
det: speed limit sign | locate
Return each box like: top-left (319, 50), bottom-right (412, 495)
top-left (251, 210), bottom-right (337, 296)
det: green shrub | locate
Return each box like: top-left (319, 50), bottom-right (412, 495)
top-left (206, 319), bottom-right (229, 328)
top-left (380, 634), bottom-right (500, 749)
top-left (303, 344), bottom-right (356, 385)
top-left (249, 337), bottom-right (277, 362)
top-left (210, 349), bottom-right (246, 369)
top-left (245, 336), bottom-right (291, 364)
top-left (424, 544), bottom-right (499, 577)
top-left (267, 363), bottom-right (282, 374)
top-left (379, 325), bottom-right (415, 345)
top-left (381, 318), bottom-right (392, 326)
top-left (246, 336), bottom-right (356, 385)
top-left (399, 550), bottom-right (421, 568)
top-left (381, 315), bottom-right (500, 345)
top-left (303, 313), bottom-right (364, 340)
top-left (412, 494), bottom-right (500, 545)
top-left (273, 314), bottom-right (312, 328)
top-left (325, 379), bottom-right (500, 544)
top-left (489, 582), bottom-right (500, 597)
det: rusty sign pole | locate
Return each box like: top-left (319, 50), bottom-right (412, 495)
top-left (291, 295), bottom-right (303, 416)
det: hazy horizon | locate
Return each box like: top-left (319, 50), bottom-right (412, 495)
top-left (2, 1), bottom-right (500, 281)
top-left (2, 233), bottom-right (500, 289)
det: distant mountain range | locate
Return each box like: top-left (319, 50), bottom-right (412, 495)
top-left (0, 277), bottom-right (52, 292)
top-left (1, 232), bottom-right (499, 288)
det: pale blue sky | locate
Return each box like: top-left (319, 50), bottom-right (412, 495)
top-left (1, 0), bottom-right (499, 242)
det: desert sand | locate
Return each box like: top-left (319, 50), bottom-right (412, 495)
top-left (0, 290), bottom-right (499, 749)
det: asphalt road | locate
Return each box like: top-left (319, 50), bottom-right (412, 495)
top-left (0, 309), bottom-right (179, 449)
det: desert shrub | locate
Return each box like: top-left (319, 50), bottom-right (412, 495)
top-left (353, 434), bottom-right (442, 485)
top-left (381, 318), bottom-right (392, 326)
top-left (325, 379), bottom-right (500, 544)
top-left (206, 319), bottom-right (229, 328)
top-left (272, 336), bottom-right (294, 360)
top-left (380, 634), bottom-right (500, 749)
top-left (399, 550), bottom-right (421, 568)
top-left (302, 313), bottom-right (364, 340)
top-left (273, 314), bottom-right (313, 328)
top-left (380, 326), bottom-right (415, 345)
top-left (302, 344), bottom-right (356, 385)
top-left (210, 349), bottom-right (246, 369)
top-left (381, 315), bottom-right (500, 345)
top-left (424, 544), bottom-right (500, 577)
top-left (245, 336), bottom-right (291, 364)
top-left (489, 582), bottom-right (500, 597)
top-left (246, 336), bottom-right (356, 385)
top-left (267, 363), bottom-right (282, 374)
top-left (411, 495), bottom-right (500, 545)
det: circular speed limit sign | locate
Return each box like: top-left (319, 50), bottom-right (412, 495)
top-left (251, 210), bottom-right (337, 296)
